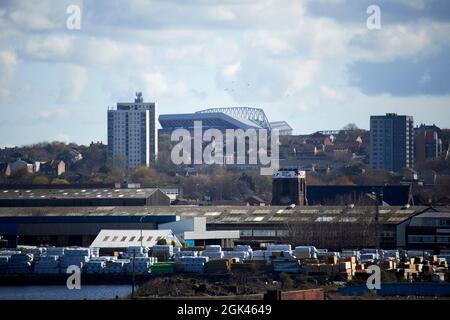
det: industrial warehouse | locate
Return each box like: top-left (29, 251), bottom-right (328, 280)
top-left (1, 169), bottom-right (449, 297)
top-left (0, 204), bottom-right (449, 251)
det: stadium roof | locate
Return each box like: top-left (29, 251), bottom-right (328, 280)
top-left (270, 121), bottom-right (293, 132)
top-left (0, 205), bottom-right (433, 225)
top-left (159, 112), bottom-right (263, 132)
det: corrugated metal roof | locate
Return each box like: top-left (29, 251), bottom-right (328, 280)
top-left (0, 188), bottom-right (159, 199)
top-left (0, 205), bottom-right (435, 225)
top-left (90, 229), bottom-right (179, 248)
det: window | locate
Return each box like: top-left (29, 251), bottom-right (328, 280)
top-left (112, 236), bottom-right (118, 242)
top-left (408, 235), bottom-right (421, 243)
top-left (253, 230), bottom-right (276, 237)
top-left (103, 236), bottom-right (110, 242)
top-left (239, 229), bottom-right (253, 237)
top-left (276, 229), bottom-right (289, 237)
top-left (439, 220), bottom-right (450, 226)
top-left (147, 236), bottom-right (153, 242)
top-left (437, 236), bottom-right (450, 244)
top-left (121, 236), bottom-right (127, 242)
top-left (315, 216), bottom-right (335, 222)
top-left (129, 236), bottom-right (136, 241)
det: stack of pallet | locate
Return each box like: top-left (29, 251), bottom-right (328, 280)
top-left (85, 260), bottom-right (106, 274)
top-left (338, 256), bottom-right (357, 281)
top-left (304, 263), bottom-right (340, 277)
top-left (251, 250), bottom-right (265, 261)
top-left (103, 259), bottom-right (129, 274)
top-left (234, 245), bottom-right (253, 260)
top-left (205, 259), bottom-right (231, 273)
top-left (60, 248), bottom-right (90, 269)
top-left (127, 256), bottom-right (157, 274)
top-left (202, 245), bottom-right (224, 260)
top-left (124, 246), bottom-right (149, 258)
top-left (272, 260), bottom-right (301, 273)
top-left (4, 254), bottom-right (33, 274)
top-left (46, 247), bottom-right (65, 256)
top-left (151, 245), bottom-right (174, 262)
top-left (177, 250), bottom-right (198, 257)
top-left (34, 255), bottom-right (60, 274)
top-left (295, 246), bottom-right (317, 259)
top-left (176, 256), bottom-right (208, 273)
top-left (0, 255), bottom-right (9, 272)
top-left (223, 250), bottom-right (250, 260)
top-left (380, 260), bottom-right (397, 270)
top-left (267, 251), bottom-right (295, 264)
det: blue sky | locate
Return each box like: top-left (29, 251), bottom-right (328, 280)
top-left (0, 0), bottom-right (449, 147)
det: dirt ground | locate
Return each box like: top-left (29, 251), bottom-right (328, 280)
top-left (135, 273), bottom-right (324, 298)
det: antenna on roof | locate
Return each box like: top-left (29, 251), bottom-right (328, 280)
top-left (135, 92), bottom-right (143, 103)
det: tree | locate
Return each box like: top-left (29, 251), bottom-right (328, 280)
top-left (335, 176), bottom-right (355, 185)
top-left (156, 239), bottom-right (167, 245)
top-left (131, 166), bottom-right (166, 186)
top-left (33, 175), bottom-right (49, 184)
top-left (51, 178), bottom-right (69, 184)
top-left (342, 123), bottom-right (360, 131)
top-left (280, 272), bottom-right (294, 290)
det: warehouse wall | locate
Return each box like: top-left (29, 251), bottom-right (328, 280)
top-left (147, 190), bottom-right (171, 206)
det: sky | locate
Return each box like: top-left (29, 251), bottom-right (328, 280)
top-left (0, 0), bottom-right (449, 147)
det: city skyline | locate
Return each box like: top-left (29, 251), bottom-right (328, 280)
top-left (1, 0), bottom-right (450, 147)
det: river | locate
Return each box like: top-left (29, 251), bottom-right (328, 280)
top-left (0, 285), bottom-right (133, 300)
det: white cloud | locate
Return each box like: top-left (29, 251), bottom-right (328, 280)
top-left (165, 45), bottom-right (203, 61)
top-left (209, 6), bottom-right (237, 21)
top-left (38, 108), bottom-right (71, 120)
top-left (24, 35), bottom-right (152, 67)
top-left (141, 72), bottom-right (189, 100)
top-left (142, 72), bottom-right (169, 96)
top-left (54, 133), bottom-right (70, 144)
top-left (222, 62), bottom-right (241, 80)
top-left (391, 0), bottom-right (425, 10)
top-left (24, 35), bottom-right (73, 60)
top-left (289, 60), bottom-right (320, 91)
top-left (248, 31), bottom-right (295, 56)
top-left (320, 85), bottom-right (345, 101)
top-left (0, 49), bottom-right (19, 100)
top-left (0, 49), bottom-right (18, 78)
top-left (68, 65), bottom-right (87, 103)
top-left (57, 65), bottom-right (87, 103)
top-left (8, 9), bottom-right (56, 31)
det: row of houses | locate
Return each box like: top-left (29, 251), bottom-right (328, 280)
top-left (0, 159), bottom-right (66, 178)
top-left (278, 131), bottom-right (368, 170)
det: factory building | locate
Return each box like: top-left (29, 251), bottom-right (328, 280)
top-left (306, 185), bottom-right (413, 206)
top-left (158, 217), bottom-right (239, 248)
top-left (397, 207), bottom-right (450, 251)
top-left (90, 229), bottom-right (182, 249)
top-left (271, 168), bottom-right (307, 206)
top-left (2, 205), bottom-right (447, 251)
top-left (271, 168), bottom-right (412, 206)
top-left (0, 210), bottom-right (177, 247)
top-left (0, 188), bottom-right (170, 207)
